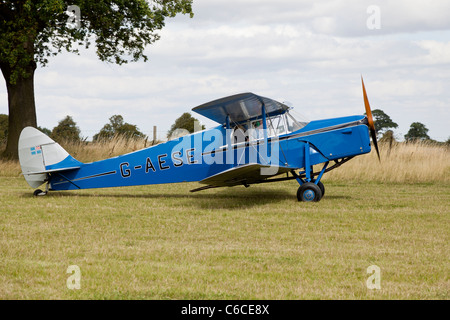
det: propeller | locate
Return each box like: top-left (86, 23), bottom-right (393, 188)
top-left (361, 76), bottom-right (381, 161)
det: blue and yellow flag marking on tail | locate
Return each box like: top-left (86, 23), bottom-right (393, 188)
top-left (30, 146), bottom-right (42, 155)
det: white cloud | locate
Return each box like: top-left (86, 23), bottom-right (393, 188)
top-left (416, 40), bottom-right (450, 65)
top-left (191, 0), bottom-right (450, 36)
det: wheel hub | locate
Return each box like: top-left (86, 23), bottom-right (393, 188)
top-left (303, 189), bottom-right (315, 201)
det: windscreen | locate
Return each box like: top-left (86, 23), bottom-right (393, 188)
top-left (266, 110), bottom-right (309, 136)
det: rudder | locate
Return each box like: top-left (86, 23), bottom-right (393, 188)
top-left (18, 127), bottom-right (82, 188)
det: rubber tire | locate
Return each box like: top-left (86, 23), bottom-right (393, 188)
top-left (33, 189), bottom-right (46, 197)
top-left (315, 181), bottom-right (325, 198)
top-left (297, 182), bottom-right (323, 202)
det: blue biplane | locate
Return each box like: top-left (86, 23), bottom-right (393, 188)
top-left (19, 78), bottom-right (379, 202)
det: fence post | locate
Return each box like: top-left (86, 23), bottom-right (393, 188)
top-left (153, 126), bottom-right (157, 145)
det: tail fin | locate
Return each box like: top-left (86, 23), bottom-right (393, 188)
top-left (18, 127), bottom-right (82, 188)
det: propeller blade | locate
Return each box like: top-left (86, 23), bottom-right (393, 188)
top-left (361, 76), bottom-right (381, 161)
top-left (370, 125), bottom-right (381, 161)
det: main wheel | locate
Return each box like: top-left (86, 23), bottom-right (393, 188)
top-left (315, 180), bottom-right (325, 198)
top-left (297, 182), bottom-right (323, 202)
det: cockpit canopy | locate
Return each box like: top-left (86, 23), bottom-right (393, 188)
top-left (192, 92), bottom-right (309, 138)
top-left (193, 92), bottom-right (289, 125)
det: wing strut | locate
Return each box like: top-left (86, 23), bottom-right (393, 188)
top-left (190, 185), bottom-right (222, 193)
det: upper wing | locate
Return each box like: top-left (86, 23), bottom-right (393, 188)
top-left (192, 92), bottom-right (290, 125)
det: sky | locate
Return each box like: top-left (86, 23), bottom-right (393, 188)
top-left (1, 0), bottom-right (449, 141)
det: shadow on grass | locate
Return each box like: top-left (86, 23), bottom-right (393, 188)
top-left (321, 195), bottom-right (352, 200)
top-left (20, 183), bottom-right (355, 209)
top-left (20, 186), bottom-right (295, 209)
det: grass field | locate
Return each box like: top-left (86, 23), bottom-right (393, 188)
top-left (0, 141), bottom-right (449, 299)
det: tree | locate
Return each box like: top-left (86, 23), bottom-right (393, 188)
top-left (369, 109), bottom-right (398, 135)
top-left (167, 112), bottom-right (205, 139)
top-left (93, 115), bottom-right (146, 141)
top-left (404, 122), bottom-right (431, 142)
top-left (51, 115), bottom-right (81, 142)
top-left (0, 1), bottom-right (193, 159)
top-left (0, 114), bottom-right (52, 143)
top-left (37, 126), bottom-right (52, 137)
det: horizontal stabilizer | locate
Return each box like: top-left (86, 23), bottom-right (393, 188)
top-left (25, 166), bottom-right (81, 175)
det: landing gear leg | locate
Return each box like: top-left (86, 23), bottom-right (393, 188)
top-left (33, 182), bottom-right (49, 197)
top-left (292, 155), bottom-right (329, 202)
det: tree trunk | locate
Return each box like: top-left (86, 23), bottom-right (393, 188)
top-left (0, 61), bottom-right (37, 160)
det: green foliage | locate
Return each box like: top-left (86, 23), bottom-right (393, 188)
top-left (370, 109), bottom-right (398, 135)
top-left (167, 112), bottom-right (205, 138)
top-left (0, 114), bottom-right (52, 142)
top-left (51, 115), bottom-right (81, 142)
top-left (0, 115), bottom-right (52, 142)
top-left (37, 126), bottom-right (52, 136)
top-left (93, 115), bottom-right (146, 141)
top-left (0, 114), bottom-right (8, 142)
top-left (0, 0), bottom-right (194, 84)
top-left (404, 122), bottom-right (431, 142)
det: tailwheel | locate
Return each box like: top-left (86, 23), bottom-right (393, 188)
top-left (33, 181), bottom-right (49, 197)
top-left (33, 189), bottom-right (47, 197)
top-left (297, 182), bottom-right (323, 202)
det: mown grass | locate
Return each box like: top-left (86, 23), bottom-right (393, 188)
top-left (0, 140), bottom-right (449, 299)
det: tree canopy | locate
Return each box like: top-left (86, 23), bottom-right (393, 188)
top-left (93, 115), bottom-right (146, 141)
top-left (404, 122), bottom-right (431, 142)
top-left (167, 112), bottom-right (205, 139)
top-left (0, 0), bottom-right (194, 83)
top-left (51, 115), bottom-right (81, 142)
top-left (371, 109), bottom-right (398, 135)
top-left (38, 126), bottom-right (52, 137)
